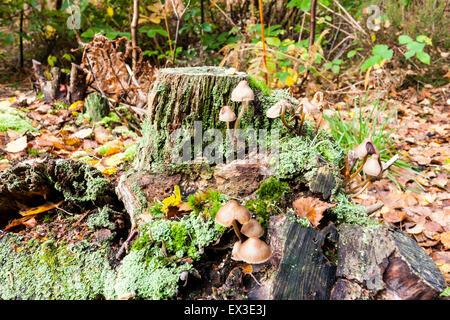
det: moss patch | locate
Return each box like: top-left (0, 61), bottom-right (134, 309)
top-left (0, 234), bottom-right (115, 300)
top-left (0, 104), bottom-right (36, 133)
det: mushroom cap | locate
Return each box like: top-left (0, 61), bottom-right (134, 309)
top-left (363, 154), bottom-right (382, 177)
top-left (266, 103), bottom-right (282, 119)
top-left (301, 97), bottom-right (321, 115)
top-left (311, 91), bottom-right (324, 107)
top-left (241, 219), bottom-right (264, 238)
top-left (353, 138), bottom-right (379, 159)
top-left (231, 241), bottom-right (242, 261)
top-left (266, 98), bottom-right (293, 119)
top-left (234, 204), bottom-right (252, 225)
top-left (231, 80), bottom-right (254, 102)
top-left (219, 105), bottom-right (236, 122)
top-left (215, 199), bottom-right (241, 227)
top-left (236, 237), bottom-right (272, 264)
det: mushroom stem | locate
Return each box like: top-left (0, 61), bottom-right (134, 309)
top-left (351, 179), bottom-right (372, 197)
top-left (344, 154), bottom-right (351, 181)
top-left (234, 101), bottom-right (248, 138)
top-left (313, 112), bottom-right (323, 134)
top-left (298, 110), bottom-right (306, 135)
top-left (349, 177), bottom-right (372, 194)
top-left (226, 122), bottom-right (234, 144)
top-left (280, 104), bottom-right (294, 131)
top-left (232, 220), bottom-right (245, 242)
top-left (349, 155), bottom-right (368, 181)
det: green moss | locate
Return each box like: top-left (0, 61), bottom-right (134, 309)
top-left (275, 130), bottom-right (344, 180)
top-left (332, 192), bottom-right (379, 226)
top-left (244, 177), bottom-right (291, 229)
top-left (0, 105), bottom-right (36, 133)
top-left (87, 206), bottom-right (117, 231)
top-left (0, 234), bottom-right (115, 300)
top-left (248, 75), bottom-right (271, 96)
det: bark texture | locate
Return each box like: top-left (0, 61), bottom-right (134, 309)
top-left (331, 224), bottom-right (446, 300)
top-left (248, 215), bottom-right (338, 300)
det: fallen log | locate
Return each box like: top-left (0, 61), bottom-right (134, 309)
top-left (247, 214), bottom-right (338, 300)
top-left (331, 224), bottom-right (446, 300)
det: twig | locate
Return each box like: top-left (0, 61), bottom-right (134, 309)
top-left (332, 0), bottom-right (368, 35)
top-left (116, 229), bottom-right (138, 260)
top-left (382, 154), bottom-right (399, 172)
top-left (257, 0), bottom-right (268, 84)
top-left (298, 0), bottom-right (318, 89)
top-left (366, 201), bottom-right (384, 215)
top-left (171, 0), bottom-right (191, 64)
top-left (131, 0), bottom-right (140, 71)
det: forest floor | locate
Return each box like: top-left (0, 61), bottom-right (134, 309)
top-left (0, 70), bottom-right (448, 288)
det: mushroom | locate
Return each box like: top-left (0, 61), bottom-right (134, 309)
top-left (266, 98), bottom-right (295, 131)
top-left (302, 92), bottom-right (324, 134)
top-left (231, 80), bottom-right (254, 137)
top-left (236, 237), bottom-right (272, 264)
top-left (219, 105), bottom-right (236, 142)
top-left (348, 138), bottom-right (379, 181)
top-left (215, 199), bottom-right (251, 242)
top-left (240, 219), bottom-right (264, 238)
top-left (231, 241), bottom-right (242, 261)
top-left (350, 154), bottom-right (382, 195)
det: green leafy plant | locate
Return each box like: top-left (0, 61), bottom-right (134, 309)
top-left (398, 34), bottom-right (431, 64)
top-left (361, 44), bottom-right (393, 72)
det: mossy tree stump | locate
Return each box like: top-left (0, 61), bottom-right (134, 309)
top-left (133, 67), bottom-right (269, 171)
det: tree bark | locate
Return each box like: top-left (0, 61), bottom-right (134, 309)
top-left (247, 215), bottom-right (338, 300)
top-left (133, 66), bottom-right (268, 171)
top-left (331, 224), bottom-right (446, 300)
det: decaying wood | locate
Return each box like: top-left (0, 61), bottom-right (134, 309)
top-left (248, 215), bottom-right (338, 300)
top-left (67, 63), bottom-right (88, 103)
top-left (308, 165), bottom-right (336, 200)
top-left (331, 224), bottom-right (446, 300)
top-left (116, 158), bottom-right (269, 229)
top-left (31, 60), bottom-right (64, 101)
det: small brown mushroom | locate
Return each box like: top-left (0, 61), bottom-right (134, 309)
top-left (215, 200), bottom-right (251, 242)
top-left (240, 219), bottom-right (264, 238)
top-left (236, 237), bottom-right (272, 264)
top-left (219, 105), bottom-right (236, 141)
top-left (231, 241), bottom-right (242, 261)
top-left (363, 154), bottom-right (382, 178)
top-left (349, 138), bottom-right (379, 181)
top-left (231, 80), bottom-right (254, 137)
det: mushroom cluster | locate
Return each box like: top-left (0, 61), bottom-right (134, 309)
top-left (219, 80), bottom-right (255, 142)
top-left (215, 200), bottom-right (272, 265)
top-left (344, 138), bottom-right (382, 195)
top-left (266, 91), bottom-right (325, 135)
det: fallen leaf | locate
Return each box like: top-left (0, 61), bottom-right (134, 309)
top-left (5, 136), bottom-right (27, 153)
top-left (406, 223), bottom-right (425, 235)
top-left (382, 210), bottom-right (407, 223)
top-left (292, 197), bottom-right (334, 227)
top-left (19, 201), bottom-right (63, 216)
top-left (440, 232), bottom-right (450, 250)
top-left (72, 128), bottom-right (93, 139)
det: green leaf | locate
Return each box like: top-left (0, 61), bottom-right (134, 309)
top-left (372, 45), bottom-right (393, 61)
top-left (416, 51), bottom-right (430, 64)
top-left (404, 50), bottom-right (415, 59)
top-left (331, 65), bottom-right (340, 74)
top-left (347, 50), bottom-right (357, 58)
top-left (398, 35), bottom-right (413, 45)
top-left (47, 55), bottom-right (57, 67)
top-left (416, 35), bottom-right (432, 46)
top-left (266, 37), bottom-right (281, 47)
top-left (361, 55), bottom-right (381, 72)
top-left (287, 0), bottom-right (312, 12)
top-left (406, 41), bottom-right (425, 53)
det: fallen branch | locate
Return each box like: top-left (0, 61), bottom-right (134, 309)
top-left (116, 229), bottom-right (139, 260)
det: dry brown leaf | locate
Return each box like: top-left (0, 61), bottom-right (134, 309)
top-left (406, 223), bottom-right (425, 235)
top-left (440, 232), bottom-right (450, 250)
top-left (94, 126), bottom-right (110, 144)
top-left (5, 135), bottom-right (27, 153)
top-left (382, 210), bottom-right (407, 223)
top-left (292, 197), bottom-right (334, 227)
top-left (19, 201), bottom-right (63, 216)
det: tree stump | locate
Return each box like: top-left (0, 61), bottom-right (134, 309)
top-left (84, 92), bottom-right (110, 122)
top-left (331, 224), bottom-right (446, 300)
top-left (133, 66), bottom-right (269, 171)
top-left (248, 215), bottom-right (338, 300)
